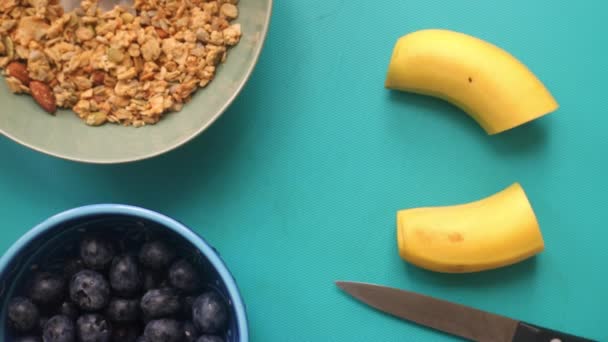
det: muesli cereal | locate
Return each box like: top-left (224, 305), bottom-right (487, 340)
top-left (0, 0), bottom-right (241, 127)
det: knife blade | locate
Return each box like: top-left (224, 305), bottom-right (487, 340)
top-left (336, 281), bottom-right (596, 342)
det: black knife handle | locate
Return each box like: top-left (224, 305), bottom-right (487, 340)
top-left (512, 322), bottom-right (598, 342)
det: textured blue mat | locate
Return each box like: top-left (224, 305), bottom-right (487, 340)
top-left (1, 0), bottom-right (607, 340)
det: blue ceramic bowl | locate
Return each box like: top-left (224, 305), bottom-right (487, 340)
top-left (0, 204), bottom-right (248, 341)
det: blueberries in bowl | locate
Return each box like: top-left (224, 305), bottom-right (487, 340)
top-left (76, 314), bottom-right (111, 342)
top-left (42, 315), bottom-right (75, 342)
top-left (28, 272), bottom-right (65, 307)
top-left (109, 254), bottom-right (141, 296)
top-left (111, 323), bottom-right (140, 342)
top-left (193, 291), bottom-right (229, 334)
top-left (183, 320), bottom-right (199, 342)
top-left (140, 288), bottom-right (182, 319)
top-left (38, 316), bottom-right (49, 332)
top-left (142, 270), bottom-right (165, 292)
top-left (58, 301), bottom-right (79, 321)
top-left (80, 236), bottom-right (114, 270)
top-left (181, 296), bottom-right (197, 319)
top-left (69, 270), bottom-right (110, 311)
top-left (197, 336), bottom-right (224, 342)
top-left (138, 241), bottom-right (175, 270)
top-left (5, 236), bottom-right (231, 341)
top-left (169, 259), bottom-right (201, 293)
top-left (143, 319), bottom-right (182, 342)
top-left (62, 259), bottom-right (85, 280)
top-left (105, 297), bottom-right (139, 322)
top-left (8, 297), bottom-right (39, 332)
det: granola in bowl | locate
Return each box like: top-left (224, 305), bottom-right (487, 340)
top-left (0, 0), bottom-right (241, 127)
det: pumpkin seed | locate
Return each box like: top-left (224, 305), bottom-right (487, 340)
top-left (121, 12), bottom-right (134, 24)
top-left (107, 47), bottom-right (124, 63)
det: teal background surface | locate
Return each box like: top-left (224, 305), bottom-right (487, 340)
top-left (1, 0), bottom-right (607, 341)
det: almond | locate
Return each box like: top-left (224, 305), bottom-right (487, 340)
top-left (6, 61), bottom-right (30, 86)
top-left (29, 81), bottom-right (57, 114)
top-left (155, 27), bottom-right (169, 39)
top-left (92, 71), bottom-right (105, 86)
top-left (93, 95), bottom-right (106, 103)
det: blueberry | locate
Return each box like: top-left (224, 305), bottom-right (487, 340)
top-left (43, 315), bottom-right (75, 342)
top-left (196, 336), bottom-right (223, 342)
top-left (192, 291), bottom-right (228, 334)
top-left (110, 323), bottom-right (140, 342)
top-left (139, 241), bottom-right (175, 270)
top-left (28, 272), bottom-right (65, 306)
top-left (15, 337), bottom-right (42, 342)
top-left (80, 236), bottom-right (114, 270)
top-left (76, 314), bottom-right (111, 342)
top-left (70, 270), bottom-right (110, 311)
top-left (63, 259), bottom-right (85, 280)
top-left (183, 320), bottom-right (199, 342)
top-left (143, 319), bottom-right (182, 342)
top-left (105, 298), bottom-right (140, 322)
top-left (168, 259), bottom-right (201, 293)
top-left (109, 255), bottom-right (141, 296)
top-left (8, 297), bottom-right (39, 332)
top-left (140, 288), bottom-right (181, 319)
top-left (142, 270), bottom-right (165, 291)
top-left (58, 301), bottom-right (80, 321)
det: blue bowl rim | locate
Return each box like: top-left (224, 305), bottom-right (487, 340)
top-left (0, 204), bottom-right (248, 341)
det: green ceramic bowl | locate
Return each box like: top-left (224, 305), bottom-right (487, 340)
top-left (0, 1), bottom-right (272, 164)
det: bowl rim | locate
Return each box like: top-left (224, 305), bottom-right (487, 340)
top-left (0, 0), bottom-right (273, 165)
top-left (0, 204), bottom-right (249, 341)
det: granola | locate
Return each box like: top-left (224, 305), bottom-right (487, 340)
top-left (0, 0), bottom-right (241, 127)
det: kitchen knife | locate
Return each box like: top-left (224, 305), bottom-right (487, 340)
top-left (336, 281), bottom-right (596, 342)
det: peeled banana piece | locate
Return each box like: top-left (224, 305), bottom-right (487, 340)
top-left (397, 183), bottom-right (544, 273)
top-left (386, 29), bottom-right (558, 135)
